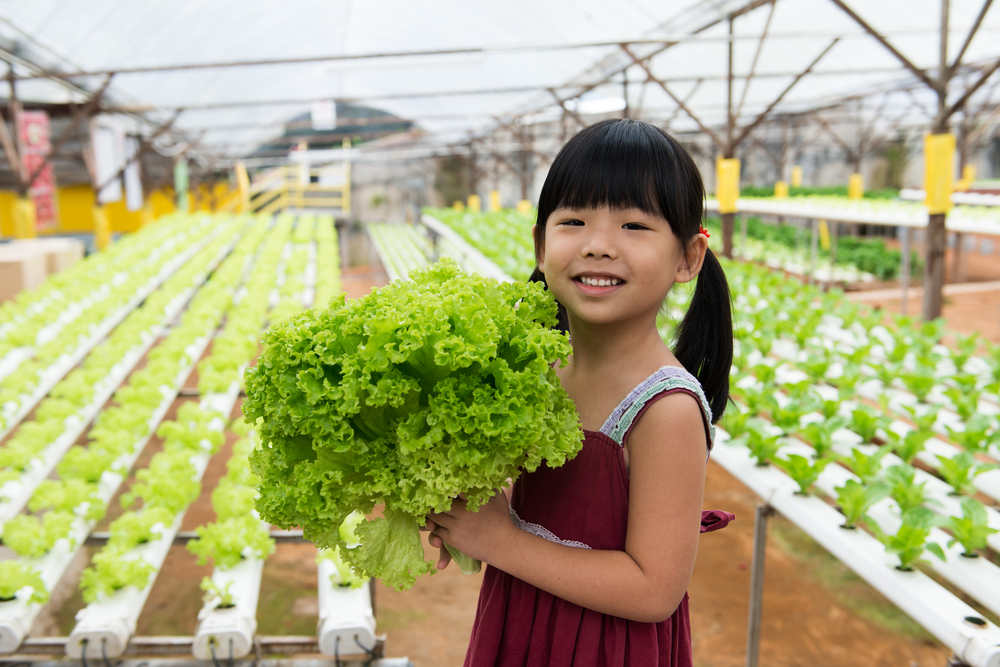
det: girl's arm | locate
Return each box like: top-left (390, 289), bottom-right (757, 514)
top-left (426, 392), bottom-right (707, 623)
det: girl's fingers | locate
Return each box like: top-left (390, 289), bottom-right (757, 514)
top-left (428, 530), bottom-right (442, 548)
top-left (436, 543), bottom-right (452, 570)
top-left (420, 519), bottom-right (437, 532)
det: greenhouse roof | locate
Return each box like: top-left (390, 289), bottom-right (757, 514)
top-left (0, 0), bottom-right (998, 162)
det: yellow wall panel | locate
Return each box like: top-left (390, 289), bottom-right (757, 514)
top-left (56, 185), bottom-right (96, 232)
top-left (0, 191), bottom-right (16, 237)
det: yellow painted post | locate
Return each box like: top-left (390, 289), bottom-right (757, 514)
top-left (848, 173), bottom-right (864, 200)
top-left (468, 194), bottom-right (482, 212)
top-left (516, 200), bottom-right (533, 216)
top-left (92, 205), bottom-right (112, 250)
top-left (774, 181), bottom-right (789, 199)
top-left (716, 158), bottom-right (740, 258)
top-left (818, 220), bottom-right (830, 251)
top-left (716, 159), bottom-right (740, 214)
top-left (235, 161), bottom-right (250, 213)
top-left (489, 190), bottom-right (501, 212)
top-left (452, 200), bottom-right (465, 211)
top-left (924, 133), bottom-right (955, 214)
top-left (13, 198), bottom-right (37, 239)
top-left (791, 165), bottom-right (803, 188)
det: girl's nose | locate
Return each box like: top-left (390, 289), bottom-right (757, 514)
top-left (580, 229), bottom-right (618, 259)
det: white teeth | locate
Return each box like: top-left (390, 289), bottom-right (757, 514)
top-left (580, 276), bottom-right (621, 286)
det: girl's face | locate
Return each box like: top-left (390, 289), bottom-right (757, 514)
top-left (537, 206), bottom-right (707, 328)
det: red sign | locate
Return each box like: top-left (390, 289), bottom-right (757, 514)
top-left (18, 110), bottom-right (58, 231)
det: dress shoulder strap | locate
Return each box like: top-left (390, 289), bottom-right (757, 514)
top-left (600, 366), bottom-right (715, 449)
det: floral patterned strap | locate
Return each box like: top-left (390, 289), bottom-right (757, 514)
top-left (601, 366), bottom-right (715, 448)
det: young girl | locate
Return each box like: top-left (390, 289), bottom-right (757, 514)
top-left (425, 118), bottom-right (734, 666)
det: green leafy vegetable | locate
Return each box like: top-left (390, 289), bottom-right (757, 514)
top-left (935, 452), bottom-right (999, 496)
top-left (0, 561), bottom-right (49, 604)
top-left (947, 497), bottom-right (999, 557)
top-left (834, 479), bottom-right (890, 529)
top-left (869, 507), bottom-right (947, 571)
top-left (771, 453), bottom-right (830, 495)
top-left (2, 511), bottom-right (76, 557)
top-left (201, 577), bottom-right (236, 608)
top-left (79, 550), bottom-right (156, 603)
top-left (243, 259), bottom-right (583, 590)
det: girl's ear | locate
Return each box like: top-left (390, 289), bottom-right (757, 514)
top-left (533, 224), bottom-right (545, 272)
top-left (674, 233), bottom-right (709, 284)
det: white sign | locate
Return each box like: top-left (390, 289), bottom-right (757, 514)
top-left (91, 118), bottom-right (125, 204)
top-left (311, 100), bottom-right (337, 130)
top-left (124, 136), bottom-right (143, 211)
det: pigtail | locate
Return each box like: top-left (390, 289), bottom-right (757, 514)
top-left (672, 248), bottom-right (732, 422)
top-left (529, 266), bottom-right (569, 334)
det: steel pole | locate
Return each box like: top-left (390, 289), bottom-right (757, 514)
top-left (745, 503), bottom-right (774, 667)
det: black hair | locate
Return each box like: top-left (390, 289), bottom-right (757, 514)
top-left (529, 118), bottom-right (733, 422)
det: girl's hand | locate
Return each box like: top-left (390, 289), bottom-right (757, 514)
top-left (426, 489), bottom-right (514, 569)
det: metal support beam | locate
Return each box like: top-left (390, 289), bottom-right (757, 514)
top-left (733, 39), bottom-right (839, 147)
top-left (745, 503), bottom-right (774, 667)
top-left (828, 0), bottom-right (936, 90)
top-left (622, 45), bottom-right (727, 152)
top-left (949, 0), bottom-right (992, 78)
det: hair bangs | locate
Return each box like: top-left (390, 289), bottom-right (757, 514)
top-left (548, 131), bottom-right (665, 219)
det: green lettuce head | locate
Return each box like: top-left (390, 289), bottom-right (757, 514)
top-left (243, 258), bottom-right (582, 590)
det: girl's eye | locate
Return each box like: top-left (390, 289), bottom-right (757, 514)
top-left (559, 219), bottom-right (584, 226)
top-left (623, 223), bottom-right (649, 231)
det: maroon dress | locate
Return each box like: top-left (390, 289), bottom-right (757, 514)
top-left (464, 366), bottom-right (733, 667)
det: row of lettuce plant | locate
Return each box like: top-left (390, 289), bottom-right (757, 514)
top-left (0, 215), bottom-right (211, 433)
top-left (423, 208), bottom-right (535, 281)
top-left (693, 264), bottom-right (1000, 573)
top-left (72, 217), bottom-right (277, 605)
top-left (0, 213), bottom-right (196, 352)
top-left (187, 215), bottom-right (322, 622)
top-left (0, 217), bottom-right (240, 519)
top-left (0, 216), bottom-right (264, 609)
top-left (312, 215), bottom-right (341, 308)
top-left (366, 222), bottom-right (432, 282)
top-left (185, 215), bottom-right (299, 593)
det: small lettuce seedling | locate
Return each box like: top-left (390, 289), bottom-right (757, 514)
top-left (886, 338), bottom-right (911, 365)
top-left (885, 464), bottom-right (937, 513)
top-left (771, 400), bottom-right (809, 436)
top-left (835, 364), bottom-right (865, 400)
top-left (919, 317), bottom-right (947, 347)
top-left (886, 429), bottom-right (932, 465)
top-left (900, 369), bottom-right (937, 403)
top-left (947, 497), bottom-right (999, 558)
top-left (722, 409), bottom-right (754, 440)
top-left (820, 398), bottom-right (843, 421)
top-left (951, 372), bottom-right (980, 394)
top-left (873, 362), bottom-right (901, 390)
top-left (800, 352), bottom-right (834, 382)
top-left (752, 363), bottom-right (778, 388)
top-left (745, 427), bottom-right (782, 467)
top-left (935, 452), bottom-right (999, 496)
top-left (772, 454), bottom-right (830, 495)
top-left (950, 332), bottom-right (982, 372)
top-left (943, 388), bottom-right (980, 422)
top-left (834, 479), bottom-right (890, 529)
top-left (901, 404), bottom-right (941, 434)
top-left (732, 384), bottom-right (770, 416)
top-left (850, 406), bottom-right (890, 444)
top-left (0, 561), bottom-right (48, 604)
top-left (839, 443), bottom-right (894, 484)
top-left (945, 415), bottom-right (993, 454)
top-left (797, 417), bottom-right (848, 459)
top-left (843, 342), bottom-right (874, 366)
top-left (200, 577), bottom-right (236, 609)
top-left (869, 507), bottom-right (947, 571)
